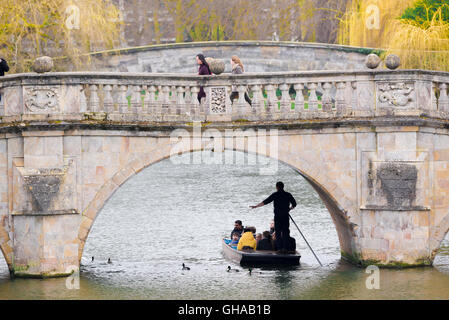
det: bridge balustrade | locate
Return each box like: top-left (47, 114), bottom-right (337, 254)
top-left (0, 70), bottom-right (448, 123)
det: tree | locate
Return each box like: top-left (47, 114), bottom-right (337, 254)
top-left (0, 0), bottom-right (122, 72)
top-left (338, 0), bottom-right (449, 71)
top-left (401, 0), bottom-right (449, 25)
top-left (386, 3), bottom-right (449, 70)
top-left (159, 0), bottom-right (349, 43)
top-left (337, 0), bottom-right (415, 48)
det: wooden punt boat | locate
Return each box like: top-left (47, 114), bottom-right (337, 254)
top-left (222, 238), bottom-right (301, 266)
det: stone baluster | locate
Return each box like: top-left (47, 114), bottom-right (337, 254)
top-left (438, 83), bottom-right (449, 114)
top-left (265, 84), bottom-right (277, 117)
top-left (190, 86), bottom-right (200, 119)
top-left (308, 83), bottom-right (319, 112)
top-left (250, 85), bottom-right (264, 118)
top-left (118, 85), bottom-right (129, 114)
top-left (170, 86), bottom-right (177, 104)
top-left (351, 82), bottom-right (358, 115)
top-left (184, 86), bottom-right (192, 104)
top-left (335, 82), bottom-right (347, 117)
top-left (344, 81), bottom-right (354, 116)
top-left (167, 87), bottom-right (178, 118)
top-left (80, 85), bottom-right (87, 113)
top-left (236, 85), bottom-right (245, 104)
top-left (431, 82), bottom-right (438, 114)
top-left (88, 84), bottom-right (100, 112)
top-left (237, 85), bottom-right (251, 118)
top-left (0, 85), bottom-right (4, 117)
top-left (184, 86), bottom-right (194, 118)
top-left (160, 85), bottom-right (170, 116)
top-left (176, 86), bottom-right (186, 119)
top-left (293, 83), bottom-right (305, 119)
top-left (228, 86), bottom-right (235, 116)
top-left (147, 85), bottom-right (157, 117)
top-left (141, 85), bottom-right (149, 114)
top-left (103, 85), bottom-right (114, 113)
top-left (130, 85), bottom-right (142, 114)
top-left (321, 82), bottom-right (333, 113)
top-left (279, 83), bottom-right (291, 119)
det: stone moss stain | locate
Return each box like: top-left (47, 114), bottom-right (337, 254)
top-left (378, 163), bottom-right (418, 209)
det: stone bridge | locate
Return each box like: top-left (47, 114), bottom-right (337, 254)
top-left (81, 41), bottom-right (373, 73)
top-left (0, 69), bottom-right (449, 277)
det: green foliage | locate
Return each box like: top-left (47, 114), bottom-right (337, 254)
top-left (161, 0), bottom-right (343, 43)
top-left (0, 0), bottom-right (122, 72)
top-left (401, 0), bottom-right (449, 26)
top-left (339, 0), bottom-right (449, 71)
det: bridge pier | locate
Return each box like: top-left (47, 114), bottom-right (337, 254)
top-left (12, 214), bottom-right (80, 278)
top-left (8, 132), bottom-right (81, 277)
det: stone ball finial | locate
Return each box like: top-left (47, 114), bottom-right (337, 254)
top-left (365, 53), bottom-right (381, 69)
top-left (33, 56), bottom-right (54, 73)
top-left (205, 57), bottom-right (225, 75)
top-left (385, 54), bottom-right (401, 70)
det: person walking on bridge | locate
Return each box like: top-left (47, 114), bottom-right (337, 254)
top-left (0, 58), bottom-right (9, 102)
top-left (230, 55), bottom-right (252, 106)
top-left (196, 53), bottom-right (212, 104)
top-left (250, 182), bottom-right (297, 253)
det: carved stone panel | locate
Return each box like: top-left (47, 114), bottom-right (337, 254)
top-left (209, 86), bottom-right (227, 114)
top-left (13, 157), bottom-right (78, 215)
top-left (376, 162), bottom-right (417, 208)
top-left (377, 82), bottom-right (415, 109)
top-left (24, 86), bottom-right (60, 114)
top-left (361, 151), bottom-right (430, 211)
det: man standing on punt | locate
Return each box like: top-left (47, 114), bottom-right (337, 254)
top-left (250, 182), bottom-right (297, 253)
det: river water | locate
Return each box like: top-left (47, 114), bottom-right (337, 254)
top-left (0, 151), bottom-right (448, 300)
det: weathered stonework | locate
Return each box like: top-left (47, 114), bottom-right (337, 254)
top-left (378, 163), bottom-right (418, 209)
top-left (69, 41), bottom-right (374, 73)
top-left (24, 86), bottom-right (60, 114)
top-left (0, 69), bottom-right (447, 277)
top-left (377, 82), bottom-right (414, 108)
top-left (209, 87), bottom-right (227, 114)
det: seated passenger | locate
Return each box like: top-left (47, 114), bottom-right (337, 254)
top-left (255, 233), bottom-right (262, 243)
top-left (248, 226), bottom-right (257, 239)
top-left (230, 220), bottom-right (244, 239)
top-left (272, 232), bottom-right (278, 251)
top-left (229, 232), bottom-right (240, 249)
top-left (257, 231), bottom-right (275, 251)
top-left (237, 227), bottom-right (257, 251)
top-left (269, 220), bottom-right (275, 235)
top-left (286, 236), bottom-right (296, 253)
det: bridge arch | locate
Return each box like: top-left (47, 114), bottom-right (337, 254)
top-left (77, 138), bottom-right (356, 262)
top-left (431, 213), bottom-right (449, 260)
top-left (0, 219), bottom-right (12, 272)
top-left (0, 246), bottom-right (9, 273)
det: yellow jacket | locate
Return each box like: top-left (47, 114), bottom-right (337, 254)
top-left (237, 232), bottom-right (257, 251)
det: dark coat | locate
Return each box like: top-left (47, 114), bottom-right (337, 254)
top-left (286, 237), bottom-right (296, 252)
top-left (230, 227), bottom-right (244, 239)
top-left (0, 59), bottom-right (9, 77)
top-left (198, 63), bottom-right (211, 102)
top-left (256, 238), bottom-right (274, 251)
